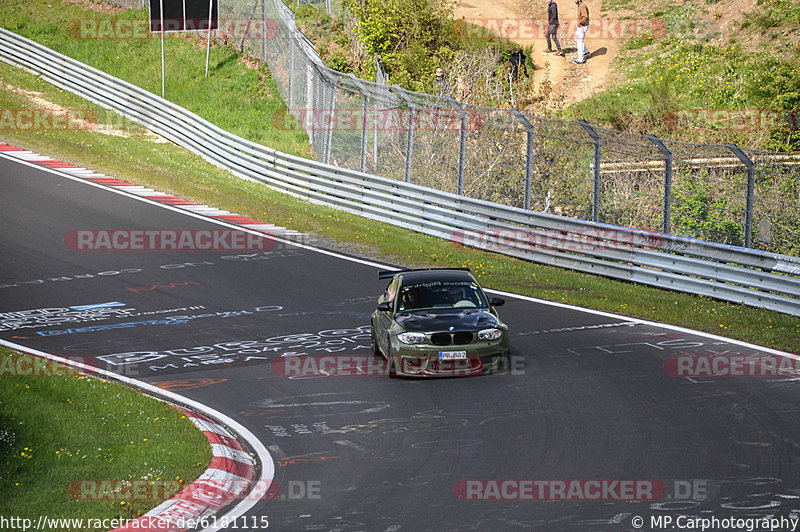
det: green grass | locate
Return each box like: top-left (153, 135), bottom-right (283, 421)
top-left (0, 349), bottom-right (211, 531)
top-left (0, 0), bottom-right (798, 354)
top-left (565, 0), bottom-right (800, 152)
top-left (745, 0), bottom-right (800, 30)
top-left (0, 0), bottom-right (310, 157)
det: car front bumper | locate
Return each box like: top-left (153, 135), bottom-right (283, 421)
top-left (387, 338), bottom-right (510, 377)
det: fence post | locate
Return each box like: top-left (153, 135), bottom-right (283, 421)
top-left (512, 109), bottom-right (534, 210)
top-left (647, 134), bottom-right (673, 235)
top-left (314, 68), bottom-right (325, 160)
top-left (446, 97), bottom-right (468, 196)
top-left (373, 95), bottom-right (379, 174)
top-left (240, 0), bottom-right (260, 52)
top-left (577, 119), bottom-right (601, 222)
top-left (288, 35), bottom-right (295, 111)
top-left (727, 143), bottom-right (756, 248)
top-left (305, 63), bottom-right (314, 146)
top-left (261, 0), bottom-right (267, 61)
top-left (324, 73), bottom-right (336, 165)
top-left (392, 85), bottom-right (415, 183)
top-left (348, 74), bottom-right (369, 173)
top-left (373, 55), bottom-right (385, 173)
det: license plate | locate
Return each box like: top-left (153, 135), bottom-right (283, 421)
top-left (439, 351), bottom-right (467, 361)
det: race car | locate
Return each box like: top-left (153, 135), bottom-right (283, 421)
top-left (370, 268), bottom-right (510, 377)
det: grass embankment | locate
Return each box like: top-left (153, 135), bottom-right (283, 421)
top-left (0, 350), bottom-right (211, 531)
top-left (0, 0), bottom-right (310, 157)
top-left (566, 0), bottom-right (800, 151)
top-left (0, 0), bottom-right (798, 353)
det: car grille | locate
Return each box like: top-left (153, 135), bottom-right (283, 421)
top-left (430, 332), bottom-right (474, 345)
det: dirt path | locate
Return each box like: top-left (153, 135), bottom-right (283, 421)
top-left (454, 0), bottom-right (620, 111)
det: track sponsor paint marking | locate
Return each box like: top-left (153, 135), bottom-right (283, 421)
top-left (97, 326), bottom-right (372, 372)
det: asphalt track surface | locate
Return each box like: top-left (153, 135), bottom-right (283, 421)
top-left (2, 154), bottom-right (800, 531)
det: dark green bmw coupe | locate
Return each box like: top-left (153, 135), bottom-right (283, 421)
top-left (370, 268), bottom-right (510, 377)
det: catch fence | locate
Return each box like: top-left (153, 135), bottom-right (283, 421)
top-left (217, 0), bottom-right (800, 256)
top-left (103, 0), bottom-right (800, 258)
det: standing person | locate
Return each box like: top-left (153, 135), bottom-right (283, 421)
top-left (574, 0), bottom-right (590, 64)
top-left (434, 68), bottom-right (449, 96)
top-left (543, 0), bottom-right (564, 56)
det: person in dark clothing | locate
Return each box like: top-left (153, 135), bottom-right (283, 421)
top-left (508, 49), bottom-right (528, 82)
top-left (508, 48), bottom-right (528, 81)
top-left (543, 0), bottom-right (564, 56)
top-left (434, 67), bottom-right (450, 96)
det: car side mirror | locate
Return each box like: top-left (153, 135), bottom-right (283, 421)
top-left (377, 301), bottom-right (392, 312)
top-left (490, 297), bottom-right (505, 307)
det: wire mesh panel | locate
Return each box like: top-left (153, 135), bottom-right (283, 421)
top-left (746, 150), bottom-right (800, 256)
top-left (461, 106), bottom-right (528, 208)
top-left (399, 93), bottom-right (462, 193)
top-left (310, 67), bottom-right (328, 161)
top-left (663, 140), bottom-right (749, 247)
top-left (325, 73), bottom-right (366, 170)
top-left (369, 93), bottom-right (411, 183)
top-left (528, 117), bottom-right (595, 220)
top-left (593, 126), bottom-right (668, 232)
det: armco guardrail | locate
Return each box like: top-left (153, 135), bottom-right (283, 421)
top-left (1, 28), bottom-right (799, 316)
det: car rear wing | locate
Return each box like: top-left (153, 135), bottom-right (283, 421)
top-left (378, 267), bottom-right (471, 279)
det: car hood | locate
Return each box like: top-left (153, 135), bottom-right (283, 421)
top-left (394, 310), bottom-right (500, 332)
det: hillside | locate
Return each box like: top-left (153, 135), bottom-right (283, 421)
top-left (315, 0), bottom-right (799, 150)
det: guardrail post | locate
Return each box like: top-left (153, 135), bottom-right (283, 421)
top-left (727, 143), bottom-right (756, 248)
top-left (392, 85), bottom-right (415, 183)
top-left (577, 119), bottom-right (601, 222)
top-left (445, 97), bottom-right (468, 196)
top-left (647, 134), bottom-right (673, 235)
top-left (348, 74), bottom-right (369, 173)
top-left (512, 109), bottom-right (534, 210)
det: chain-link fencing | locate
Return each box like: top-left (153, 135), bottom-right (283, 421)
top-left (108, 0), bottom-right (800, 257)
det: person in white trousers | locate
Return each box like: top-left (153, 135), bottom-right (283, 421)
top-left (574, 0), bottom-right (590, 64)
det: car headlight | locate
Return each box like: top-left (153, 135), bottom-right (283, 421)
top-left (478, 328), bottom-right (503, 341)
top-left (397, 332), bottom-right (426, 345)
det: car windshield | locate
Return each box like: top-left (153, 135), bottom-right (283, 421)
top-left (397, 280), bottom-right (488, 311)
